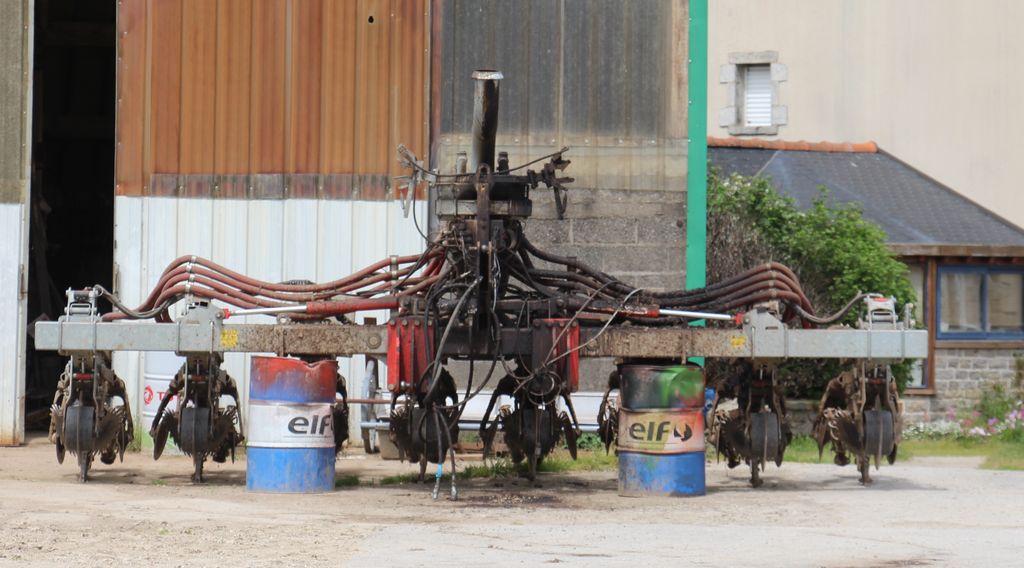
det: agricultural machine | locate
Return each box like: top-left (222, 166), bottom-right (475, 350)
top-left (37, 70), bottom-right (925, 490)
top-left (48, 290), bottom-right (134, 482)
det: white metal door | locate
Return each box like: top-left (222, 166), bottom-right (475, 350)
top-left (0, 0), bottom-right (34, 446)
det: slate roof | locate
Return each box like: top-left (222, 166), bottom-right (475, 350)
top-left (708, 139), bottom-right (1024, 251)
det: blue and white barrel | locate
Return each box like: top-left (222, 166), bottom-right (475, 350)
top-left (247, 356), bottom-right (337, 493)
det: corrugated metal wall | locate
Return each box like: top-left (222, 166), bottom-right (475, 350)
top-left (112, 0), bottom-right (432, 435)
top-left (113, 197), bottom-right (427, 438)
top-left (434, 0), bottom-right (688, 191)
top-left (116, 0), bottom-right (429, 199)
top-left (0, 0), bottom-right (33, 445)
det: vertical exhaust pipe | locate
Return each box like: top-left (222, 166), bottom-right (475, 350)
top-left (470, 70), bottom-right (503, 171)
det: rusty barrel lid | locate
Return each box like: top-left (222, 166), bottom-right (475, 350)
top-left (250, 356), bottom-right (337, 403)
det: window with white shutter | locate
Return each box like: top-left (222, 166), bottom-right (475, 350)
top-left (743, 65), bottom-right (773, 127)
top-left (720, 52), bottom-right (787, 135)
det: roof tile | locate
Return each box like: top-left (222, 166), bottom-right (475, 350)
top-left (707, 136), bottom-right (878, 153)
top-left (708, 146), bottom-right (1024, 249)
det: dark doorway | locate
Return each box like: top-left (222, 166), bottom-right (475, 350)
top-left (25, 0), bottom-right (116, 430)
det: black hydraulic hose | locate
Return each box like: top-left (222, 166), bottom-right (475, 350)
top-left (519, 235), bottom-right (637, 295)
top-left (453, 358), bottom-right (499, 420)
top-left (703, 289), bottom-right (805, 313)
top-left (420, 279), bottom-right (481, 406)
top-left (682, 279), bottom-right (801, 313)
top-left (439, 409), bottom-right (458, 499)
top-left (431, 408), bottom-right (445, 499)
top-left (96, 286), bottom-right (180, 321)
top-left (528, 268), bottom-right (621, 301)
top-left (516, 243), bottom-right (536, 270)
top-left (520, 234), bottom-right (816, 315)
top-left (651, 269), bottom-right (813, 314)
top-left (643, 265), bottom-right (772, 300)
top-left (646, 262), bottom-right (809, 304)
top-left (784, 294), bottom-right (868, 326)
top-left (502, 254), bottom-right (562, 299)
top-left (527, 275), bottom-right (608, 300)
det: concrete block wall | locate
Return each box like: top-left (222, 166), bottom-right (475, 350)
top-left (522, 188), bottom-right (688, 391)
top-left (524, 189), bottom-right (688, 294)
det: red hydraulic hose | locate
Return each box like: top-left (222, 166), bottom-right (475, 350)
top-left (304, 296), bottom-right (401, 316)
top-left (223, 296), bottom-right (401, 319)
top-left (118, 251), bottom-right (438, 317)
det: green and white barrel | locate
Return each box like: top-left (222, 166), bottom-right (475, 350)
top-left (617, 363), bottom-right (706, 497)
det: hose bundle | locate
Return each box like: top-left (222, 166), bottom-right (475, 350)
top-left (100, 248), bottom-right (443, 322)
top-left (97, 225), bottom-right (830, 327)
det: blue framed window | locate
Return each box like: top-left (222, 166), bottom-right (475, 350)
top-left (937, 265), bottom-right (1024, 340)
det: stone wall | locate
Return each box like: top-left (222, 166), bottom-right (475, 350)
top-left (903, 348), bottom-right (1023, 424)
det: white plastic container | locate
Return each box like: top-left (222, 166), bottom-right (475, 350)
top-left (142, 351), bottom-right (185, 454)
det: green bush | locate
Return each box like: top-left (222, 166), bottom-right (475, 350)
top-left (978, 383), bottom-right (1017, 423)
top-left (707, 169), bottom-right (917, 398)
top-left (570, 433), bottom-right (604, 452)
top-left (1000, 425), bottom-right (1024, 444)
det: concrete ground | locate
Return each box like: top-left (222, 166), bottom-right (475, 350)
top-left (0, 434), bottom-right (1020, 567)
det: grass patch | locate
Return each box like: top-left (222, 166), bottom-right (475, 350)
top-left (539, 449), bottom-right (617, 473)
top-left (379, 473), bottom-right (419, 485)
top-left (901, 438), bottom-right (983, 458)
top-left (769, 435), bottom-right (1024, 471)
top-left (770, 435), bottom-right (917, 466)
top-left (334, 474), bottom-right (360, 487)
top-left (378, 460), bottom-right (528, 484)
top-left (375, 437), bottom-right (1024, 486)
top-left (902, 438), bottom-right (1024, 470)
top-left (459, 460), bottom-right (524, 479)
top-left (774, 435), bottom-right (824, 464)
top-left (981, 442), bottom-right (1024, 470)
top-left (374, 450), bottom-right (618, 485)
top-left (127, 425), bottom-right (144, 453)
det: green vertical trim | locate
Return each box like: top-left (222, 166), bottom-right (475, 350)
top-left (685, 0), bottom-right (708, 292)
top-left (685, 0), bottom-right (708, 368)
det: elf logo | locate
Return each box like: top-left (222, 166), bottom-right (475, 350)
top-left (628, 420), bottom-right (692, 442)
top-left (288, 414), bottom-right (332, 436)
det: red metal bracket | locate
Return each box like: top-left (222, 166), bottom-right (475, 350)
top-left (531, 318), bottom-right (581, 392)
top-left (386, 318), bottom-right (436, 394)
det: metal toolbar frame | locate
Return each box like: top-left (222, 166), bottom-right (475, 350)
top-left (34, 311), bottom-right (927, 360)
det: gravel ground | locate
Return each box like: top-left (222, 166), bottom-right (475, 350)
top-left (0, 434), bottom-right (1020, 567)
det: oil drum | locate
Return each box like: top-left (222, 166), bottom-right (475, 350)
top-left (247, 356), bottom-right (338, 492)
top-left (617, 362), bottom-right (706, 497)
